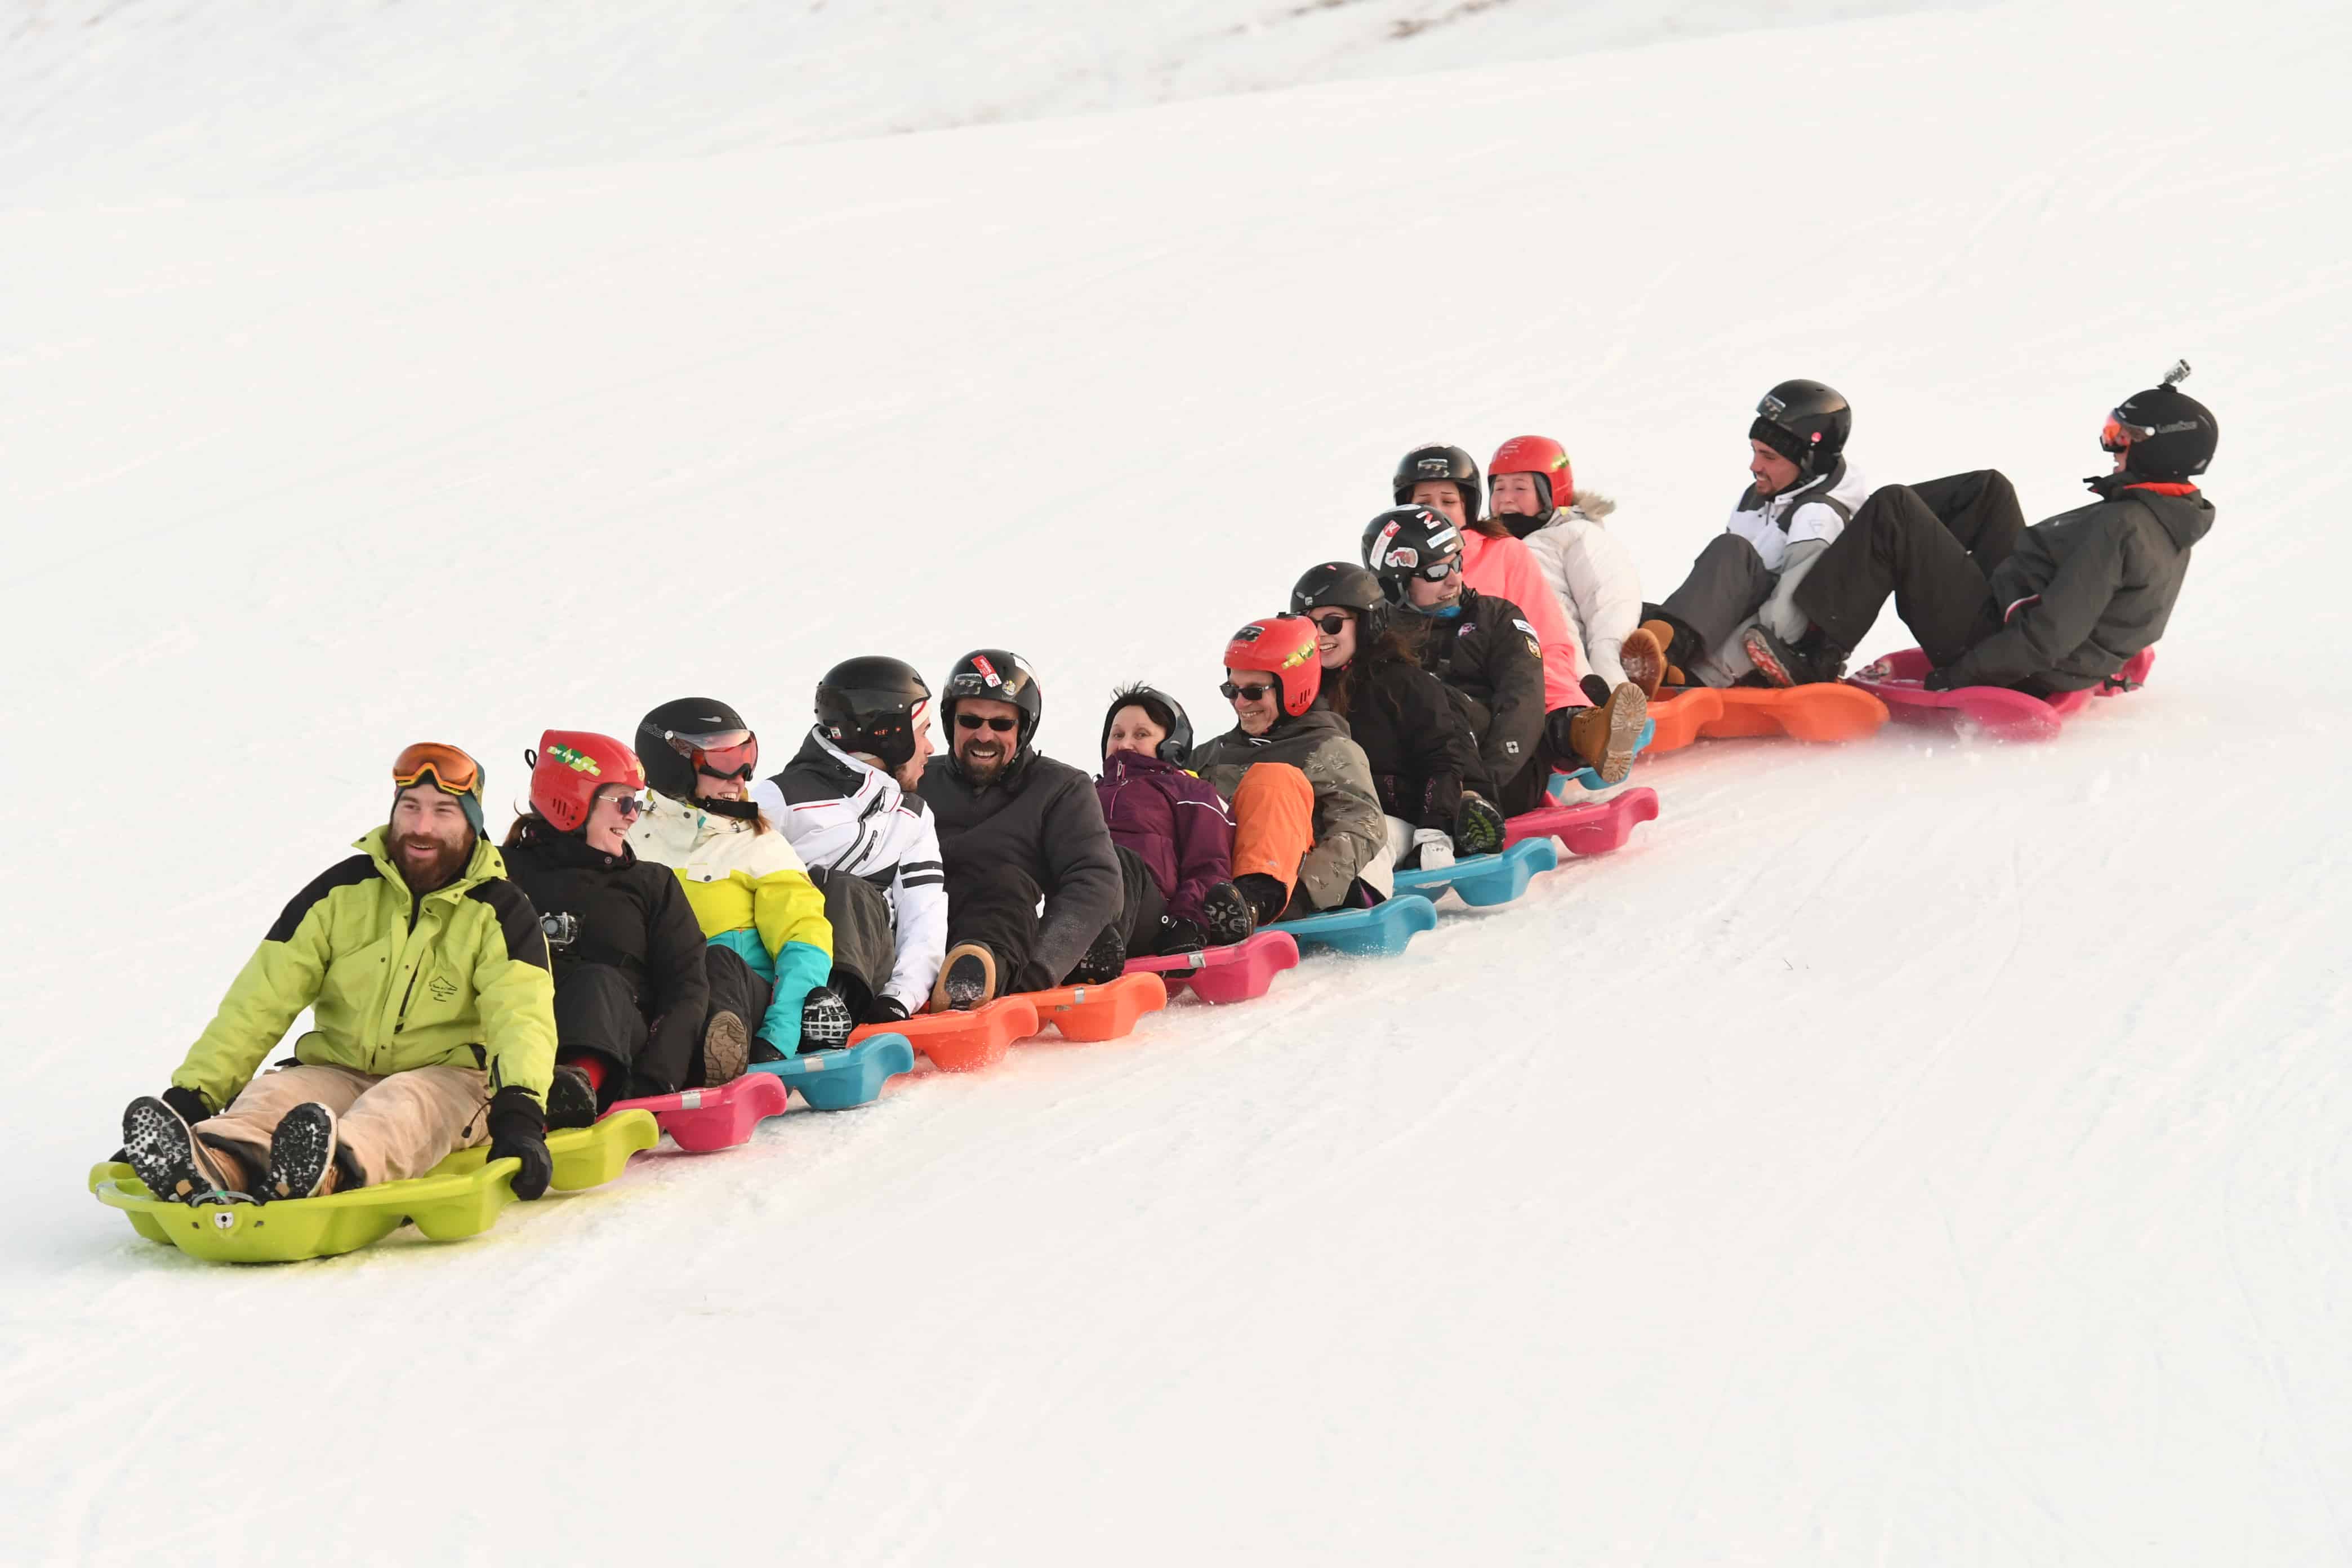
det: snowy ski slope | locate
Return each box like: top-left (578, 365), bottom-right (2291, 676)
top-left (5, 1), bottom-right (2351, 1562)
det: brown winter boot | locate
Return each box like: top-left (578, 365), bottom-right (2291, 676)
top-left (1566, 681), bottom-right (1649, 785)
top-left (931, 942), bottom-right (999, 1013)
top-left (1619, 625), bottom-right (1667, 699)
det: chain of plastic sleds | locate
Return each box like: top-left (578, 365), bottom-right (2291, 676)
top-left (92, 654), bottom-right (2153, 1264)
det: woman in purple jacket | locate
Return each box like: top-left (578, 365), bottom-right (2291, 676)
top-left (1097, 685), bottom-right (1256, 954)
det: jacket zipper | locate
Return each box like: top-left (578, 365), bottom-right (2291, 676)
top-left (392, 889), bottom-right (426, 1034)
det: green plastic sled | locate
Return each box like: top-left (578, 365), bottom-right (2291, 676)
top-left (87, 1111), bottom-right (659, 1264)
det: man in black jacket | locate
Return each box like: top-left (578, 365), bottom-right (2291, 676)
top-left (917, 649), bottom-right (1125, 1009)
top-left (1746, 368), bottom-right (2217, 693)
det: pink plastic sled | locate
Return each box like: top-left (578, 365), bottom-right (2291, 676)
top-left (1123, 930), bottom-right (1302, 1005)
top-left (605, 1073), bottom-right (792, 1153)
top-left (1847, 647), bottom-right (2155, 742)
top-left (1503, 786), bottom-right (1660, 857)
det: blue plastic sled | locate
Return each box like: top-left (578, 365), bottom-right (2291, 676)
top-left (749, 1034), bottom-right (916, 1111)
top-left (1271, 892), bottom-right (1438, 958)
top-left (1392, 838), bottom-right (1560, 908)
top-left (1549, 718), bottom-right (1657, 799)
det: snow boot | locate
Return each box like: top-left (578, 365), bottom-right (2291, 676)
top-left (800, 986), bottom-right (855, 1051)
top-left (546, 1063), bottom-right (599, 1130)
top-left (1453, 795), bottom-right (1507, 857)
top-left (1156, 915), bottom-right (1210, 955)
top-left (121, 1095), bottom-right (250, 1205)
top-left (933, 943), bottom-right (997, 1013)
top-left (1743, 623), bottom-right (1845, 687)
top-left (1068, 921), bottom-right (1128, 986)
top-left (1619, 625), bottom-right (1668, 700)
top-left (700, 1009), bottom-right (750, 1085)
top-left (263, 1102), bottom-right (350, 1201)
top-left (1234, 872), bottom-right (1291, 928)
top-left (1565, 682), bottom-right (1649, 785)
top-left (1199, 880), bottom-right (1257, 947)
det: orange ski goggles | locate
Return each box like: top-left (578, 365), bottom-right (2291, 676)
top-left (391, 741), bottom-right (483, 798)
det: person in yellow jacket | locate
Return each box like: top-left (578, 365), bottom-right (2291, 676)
top-left (118, 743), bottom-right (560, 1206)
top-left (626, 699), bottom-right (844, 1058)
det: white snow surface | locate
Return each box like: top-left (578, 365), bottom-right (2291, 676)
top-left (6, 1), bottom-right (2351, 1562)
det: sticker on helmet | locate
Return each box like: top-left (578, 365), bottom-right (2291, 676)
top-left (970, 654), bottom-right (1003, 688)
top-left (1387, 546), bottom-right (1419, 568)
top-left (1428, 527), bottom-right (1459, 549)
top-left (1231, 624), bottom-right (1263, 643)
top-left (1415, 456), bottom-right (1451, 476)
top-left (547, 743), bottom-right (602, 776)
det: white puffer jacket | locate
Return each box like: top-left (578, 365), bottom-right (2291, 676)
top-left (1696, 460), bottom-right (1874, 685)
top-left (1520, 492), bottom-right (1645, 691)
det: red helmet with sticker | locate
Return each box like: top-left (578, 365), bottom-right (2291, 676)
top-left (1489, 435), bottom-right (1573, 515)
top-left (527, 730), bottom-right (645, 834)
top-left (1222, 616), bottom-right (1322, 719)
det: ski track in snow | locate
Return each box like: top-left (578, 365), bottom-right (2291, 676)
top-left (4, 0), bottom-right (2352, 1562)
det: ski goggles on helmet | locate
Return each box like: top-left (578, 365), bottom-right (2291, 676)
top-left (663, 727), bottom-right (758, 781)
top-left (391, 742), bottom-right (482, 798)
top-left (2100, 412), bottom-right (2144, 454)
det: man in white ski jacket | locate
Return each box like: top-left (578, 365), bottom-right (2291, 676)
top-left (750, 658), bottom-right (947, 1025)
top-left (1640, 380), bottom-right (1870, 688)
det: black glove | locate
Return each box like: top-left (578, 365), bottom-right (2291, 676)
top-left (862, 994), bottom-right (912, 1027)
top-left (485, 1086), bottom-right (553, 1201)
top-left (162, 1084), bottom-right (212, 1128)
top-left (1157, 916), bottom-right (1209, 954)
top-left (800, 986), bottom-right (856, 1050)
top-left (1922, 667), bottom-right (1958, 692)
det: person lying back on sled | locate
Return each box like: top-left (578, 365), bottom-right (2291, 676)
top-left (751, 657), bottom-right (950, 1028)
top-left (1741, 365), bottom-right (2219, 694)
top-left (1290, 561), bottom-right (1504, 871)
top-left (916, 649), bottom-right (1129, 1010)
top-left (1095, 684), bottom-right (1259, 955)
top-left (119, 743), bottom-right (558, 1206)
top-left (1365, 505), bottom-right (1648, 805)
top-left (501, 731), bottom-right (732, 1130)
top-left (1637, 380), bottom-right (1873, 687)
top-left (1190, 616), bottom-right (1393, 928)
top-left (627, 699), bottom-right (844, 1063)
top-left (1483, 435), bottom-right (1666, 698)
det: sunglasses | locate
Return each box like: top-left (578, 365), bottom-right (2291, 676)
top-left (602, 793), bottom-right (647, 819)
top-left (392, 741), bottom-right (481, 797)
top-left (1391, 556), bottom-right (1461, 582)
top-left (956, 713), bottom-right (1018, 732)
top-left (1307, 612), bottom-right (1353, 635)
top-left (1220, 682), bottom-right (1273, 702)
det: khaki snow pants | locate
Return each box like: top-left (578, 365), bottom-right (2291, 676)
top-left (197, 1062), bottom-right (494, 1188)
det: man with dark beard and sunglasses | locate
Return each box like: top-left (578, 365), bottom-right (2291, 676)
top-left (916, 649), bottom-right (1124, 1010)
top-left (117, 743), bottom-right (559, 1208)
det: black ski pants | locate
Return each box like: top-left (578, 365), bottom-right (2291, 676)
top-left (943, 849), bottom-right (1165, 992)
top-left (810, 867), bottom-right (901, 1021)
top-left (1493, 707), bottom-right (1591, 816)
top-left (551, 963), bottom-right (652, 1106)
top-left (1645, 534), bottom-right (1776, 671)
top-left (702, 944), bottom-right (770, 1070)
top-left (1794, 471), bottom-right (2026, 670)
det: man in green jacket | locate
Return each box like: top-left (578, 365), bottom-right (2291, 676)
top-left (120, 742), bottom-right (560, 1205)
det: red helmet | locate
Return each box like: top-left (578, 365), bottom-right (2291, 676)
top-left (528, 730), bottom-right (645, 833)
top-left (1222, 616), bottom-right (1322, 719)
top-left (1489, 435), bottom-right (1573, 514)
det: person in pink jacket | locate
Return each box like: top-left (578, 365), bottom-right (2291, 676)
top-left (1390, 443), bottom-right (1648, 784)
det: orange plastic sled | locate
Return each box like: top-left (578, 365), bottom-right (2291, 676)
top-left (1025, 973), bottom-right (1168, 1043)
top-left (852, 996), bottom-right (1039, 1073)
top-left (1646, 682), bottom-right (1887, 751)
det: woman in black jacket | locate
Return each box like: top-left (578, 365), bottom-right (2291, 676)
top-left (1289, 564), bottom-right (1505, 866)
top-left (502, 730), bottom-right (730, 1129)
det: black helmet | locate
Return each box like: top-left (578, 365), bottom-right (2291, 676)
top-left (1391, 443), bottom-right (1482, 522)
top-left (1101, 684), bottom-right (1194, 766)
top-left (2104, 361), bottom-right (2216, 483)
top-left (1290, 562), bottom-right (1392, 643)
top-left (1750, 380), bottom-right (1851, 478)
top-left (941, 648), bottom-right (1043, 752)
top-left (637, 697), bottom-right (758, 812)
top-left (1360, 505), bottom-right (1466, 607)
top-left (815, 656), bottom-right (932, 770)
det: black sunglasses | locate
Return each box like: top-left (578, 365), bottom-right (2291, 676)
top-left (1219, 681), bottom-right (1273, 702)
top-left (1306, 611), bottom-right (1353, 635)
top-left (956, 713), bottom-right (1018, 732)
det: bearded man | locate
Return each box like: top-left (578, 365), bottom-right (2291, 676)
top-left (117, 742), bottom-right (559, 1205)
